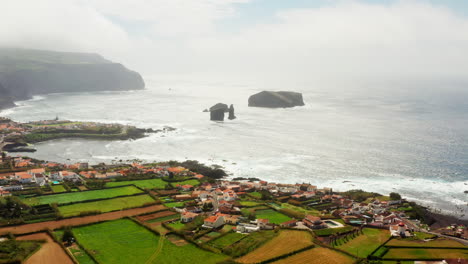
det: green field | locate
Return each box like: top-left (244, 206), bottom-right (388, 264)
top-left (146, 214), bottom-right (180, 223)
top-left (281, 203), bottom-right (320, 216)
top-left (384, 248), bottom-right (468, 259)
top-left (337, 228), bottom-right (389, 257)
top-left (386, 237), bottom-right (466, 248)
top-left (50, 184), bottom-right (67, 193)
top-left (209, 233), bottom-right (246, 249)
top-left (106, 179), bottom-right (168, 189)
top-left (23, 186), bottom-right (143, 205)
top-left (224, 231), bottom-right (278, 257)
top-left (167, 221), bottom-right (186, 231)
top-left (314, 226), bottom-right (354, 236)
top-left (58, 195), bottom-right (155, 217)
top-left (164, 201), bottom-right (185, 208)
top-left (239, 201), bottom-right (262, 207)
top-left (73, 219), bottom-right (228, 264)
top-left (171, 179), bottom-right (200, 187)
top-left (249, 192), bottom-right (262, 199)
top-left (70, 245), bottom-right (95, 264)
top-left (255, 209), bottom-right (291, 224)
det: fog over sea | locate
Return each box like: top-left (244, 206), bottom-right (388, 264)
top-left (2, 75), bottom-right (467, 218)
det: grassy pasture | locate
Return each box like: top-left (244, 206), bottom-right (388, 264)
top-left (58, 194), bottom-right (155, 217)
top-left (51, 184), bottom-right (67, 193)
top-left (281, 203), bottom-right (320, 216)
top-left (209, 233), bottom-right (246, 249)
top-left (23, 186), bottom-right (143, 205)
top-left (73, 219), bottom-right (228, 264)
top-left (386, 237), bottom-right (466, 248)
top-left (384, 248), bottom-right (468, 259)
top-left (224, 231), bottom-right (278, 257)
top-left (337, 228), bottom-right (389, 257)
top-left (106, 178), bottom-right (168, 189)
top-left (171, 179), bottom-right (200, 187)
top-left (239, 201), bottom-right (262, 207)
top-left (272, 247), bottom-right (355, 264)
top-left (236, 230), bottom-right (314, 263)
top-left (254, 209), bottom-right (291, 224)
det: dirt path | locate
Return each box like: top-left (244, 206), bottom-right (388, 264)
top-left (17, 232), bottom-right (73, 264)
top-left (0, 204), bottom-right (166, 235)
top-left (145, 234), bottom-right (165, 264)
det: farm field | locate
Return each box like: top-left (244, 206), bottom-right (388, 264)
top-left (0, 204), bottom-right (166, 235)
top-left (254, 209), bottom-right (291, 224)
top-left (272, 247), bottom-right (355, 264)
top-left (337, 228), bottom-right (389, 257)
top-left (239, 201), bottom-right (262, 207)
top-left (73, 219), bottom-right (228, 264)
top-left (23, 186), bottom-right (143, 205)
top-left (136, 210), bottom-right (176, 223)
top-left (171, 179), bottom-right (200, 187)
top-left (106, 178), bottom-right (167, 189)
top-left (58, 194), bottom-right (155, 217)
top-left (224, 231), bottom-right (278, 257)
top-left (385, 237), bottom-right (466, 248)
top-left (69, 244), bottom-right (95, 264)
top-left (50, 185), bottom-right (67, 193)
top-left (208, 233), bottom-right (246, 249)
top-left (17, 232), bottom-right (73, 264)
top-left (236, 230), bottom-right (313, 263)
top-left (383, 248), bottom-right (468, 259)
top-left (281, 203), bottom-right (320, 216)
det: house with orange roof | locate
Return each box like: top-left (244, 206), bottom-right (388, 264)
top-left (15, 172), bottom-right (36, 184)
top-left (59, 171), bottom-right (82, 182)
top-left (28, 168), bottom-right (45, 175)
top-left (181, 212), bottom-right (199, 223)
top-left (202, 214), bottom-right (225, 229)
top-left (194, 174), bottom-right (204, 179)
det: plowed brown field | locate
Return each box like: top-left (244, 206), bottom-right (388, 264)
top-left (17, 233), bottom-right (73, 264)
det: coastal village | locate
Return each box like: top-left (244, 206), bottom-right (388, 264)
top-left (0, 147), bottom-right (466, 263)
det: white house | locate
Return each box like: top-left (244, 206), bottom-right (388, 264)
top-left (202, 214), bottom-right (225, 228)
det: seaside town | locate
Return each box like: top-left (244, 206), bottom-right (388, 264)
top-left (0, 147), bottom-right (466, 263)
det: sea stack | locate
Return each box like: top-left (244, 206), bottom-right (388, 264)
top-left (209, 103), bottom-right (229, 121)
top-left (248, 91), bottom-right (305, 108)
top-left (228, 104), bottom-right (236, 120)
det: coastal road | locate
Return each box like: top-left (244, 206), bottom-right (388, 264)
top-left (403, 219), bottom-right (468, 246)
top-left (0, 204), bottom-right (167, 235)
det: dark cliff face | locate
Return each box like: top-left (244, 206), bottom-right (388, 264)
top-left (0, 48), bottom-right (145, 109)
top-left (248, 91), bottom-right (305, 108)
top-left (0, 82), bottom-right (15, 110)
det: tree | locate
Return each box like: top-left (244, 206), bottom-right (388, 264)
top-left (390, 192), bottom-right (402, 200)
top-left (62, 227), bottom-right (74, 245)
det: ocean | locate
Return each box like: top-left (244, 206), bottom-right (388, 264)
top-left (1, 75), bottom-right (467, 218)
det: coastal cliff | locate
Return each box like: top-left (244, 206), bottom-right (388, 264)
top-left (0, 48), bottom-right (145, 109)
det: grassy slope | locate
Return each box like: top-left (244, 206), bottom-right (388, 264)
top-left (254, 209), bottom-right (291, 224)
top-left (337, 228), bottom-right (389, 258)
top-left (23, 186), bottom-right (143, 205)
top-left (106, 179), bottom-right (168, 189)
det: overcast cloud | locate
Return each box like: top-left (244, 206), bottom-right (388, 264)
top-left (2, 0), bottom-right (468, 88)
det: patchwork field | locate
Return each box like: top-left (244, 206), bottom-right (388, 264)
top-left (254, 209), bottom-right (291, 224)
top-left (337, 228), bottom-right (389, 257)
top-left (73, 219), bottom-right (228, 264)
top-left (58, 194), bottom-right (155, 217)
top-left (23, 186), bottom-right (143, 205)
top-left (69, 244), bottom-right (95, 264)
top-left (236, 230), bottom-right (313, 263)
top-left (272, 247), bottom-right (355, 264)
top-left (383, 248), bottom-right (468, 259)
top-left (106, 179), bottom-right (167, 189)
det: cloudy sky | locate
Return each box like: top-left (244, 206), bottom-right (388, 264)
top-left (2, 0), bottom-right (468, 86)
